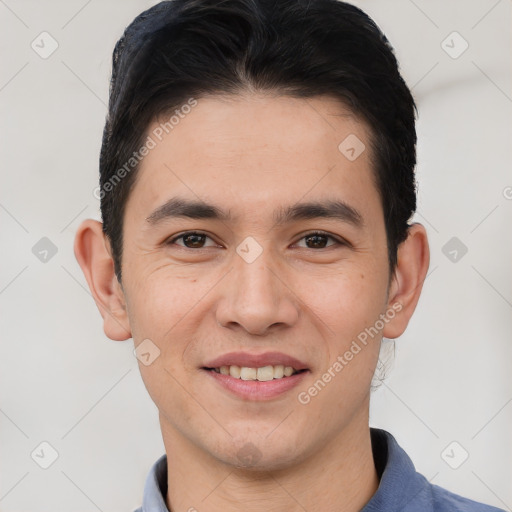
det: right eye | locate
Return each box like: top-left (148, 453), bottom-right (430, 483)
top-left (166, 231), bottom-right (219, 249)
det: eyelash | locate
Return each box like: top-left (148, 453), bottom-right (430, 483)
top-left (166, 230), bottom-right (346, 250)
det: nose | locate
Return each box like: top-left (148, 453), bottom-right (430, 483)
top-left (215, 246), bottom-right (299, 336)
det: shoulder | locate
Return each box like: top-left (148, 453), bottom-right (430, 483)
top-left (430, 482), bottom-right (506, 512)
top-left (366, 429), bottom-right (506, 512)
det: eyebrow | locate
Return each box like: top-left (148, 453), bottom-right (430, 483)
top-left (146, 197), bottom-right (364, 228)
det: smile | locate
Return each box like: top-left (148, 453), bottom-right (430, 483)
top-left (202, 352), bottom-right (310, 400)
top-left (209, 364), bottom-right (301, 381)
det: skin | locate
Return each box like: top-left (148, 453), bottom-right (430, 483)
top-left (75, 93), bottom-right (430, 512)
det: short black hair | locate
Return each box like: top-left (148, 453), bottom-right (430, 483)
top-left (99, 0), bottom-right (417, 282)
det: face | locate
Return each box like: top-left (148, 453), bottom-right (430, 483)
top-left (120, 93), bottom-right (397, 469)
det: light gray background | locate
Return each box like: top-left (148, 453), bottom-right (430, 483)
top-left (1, 1), bottom-right (511, 511)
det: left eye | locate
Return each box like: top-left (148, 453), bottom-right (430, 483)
top-left (166, 231), bottom-right (342, 250)
top-left (294, 232), bottom-right (341, 249)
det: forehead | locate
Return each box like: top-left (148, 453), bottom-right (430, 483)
top-left (127, 93), bottom-right (382, 225)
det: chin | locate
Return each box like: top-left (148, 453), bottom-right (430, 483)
top-left (209, 432), bottom-right (310, 472)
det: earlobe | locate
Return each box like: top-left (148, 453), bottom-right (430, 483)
top-left (382, 223), bottom-right (430, 339)
top-left (74, 219), bottom-right (132, 341)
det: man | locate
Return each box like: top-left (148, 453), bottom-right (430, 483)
top-left (74, 0), bottom-right (504, 510)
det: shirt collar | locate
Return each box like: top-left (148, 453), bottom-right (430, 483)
top-left (139, 453), bottom-right (169, 512)
top-left (138, 428), bottom-right (431, 512)
top-left (361, 428), bottom-right (431, 511)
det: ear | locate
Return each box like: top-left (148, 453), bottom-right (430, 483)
top-left (382, 223), bottom-right (430, 339)
top-left (74, 219), bottom-right (132, 341)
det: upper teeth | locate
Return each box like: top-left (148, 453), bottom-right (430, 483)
top-left (214, 365), bottom-right (297, 381)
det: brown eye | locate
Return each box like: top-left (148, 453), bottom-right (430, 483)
top-left (167, 232), bottom-right (217, 249)
top-left (182, 233), bottom-right (206, 248)
top-left (305, 234), bottom-right (329, 249)
top-left (296, 231), bottom-right (341, 249)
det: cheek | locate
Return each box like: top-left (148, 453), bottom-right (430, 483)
top-left (123, 267), bottom-right (218, 391)
top-left (297, 264), bottom-right (389, 409)
top-left (298, 270), bottom-right (384, 419)
top-left (299, 262), bottom-right (389, 342)
top-left (124, 266), bottom-right (199, 341)
top-left (124, 271), bottom-right (203, 419)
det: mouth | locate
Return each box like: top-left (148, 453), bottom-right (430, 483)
top-left (205, 364), bottom-right (306, 381)
top-left (201, 352), bottom-right (310, 400)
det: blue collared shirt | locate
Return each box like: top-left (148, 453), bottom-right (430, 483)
top-left (134, 428), bottom-right (505, 511)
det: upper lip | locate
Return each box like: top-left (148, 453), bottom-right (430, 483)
top-left (203, 351), bottom-right (309, 371)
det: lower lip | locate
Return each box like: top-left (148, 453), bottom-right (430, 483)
top-left (204, 369), bottom-right (309, 400)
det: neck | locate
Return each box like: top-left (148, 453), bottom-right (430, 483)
top-left (160, 410), bottom-right (379, 512)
